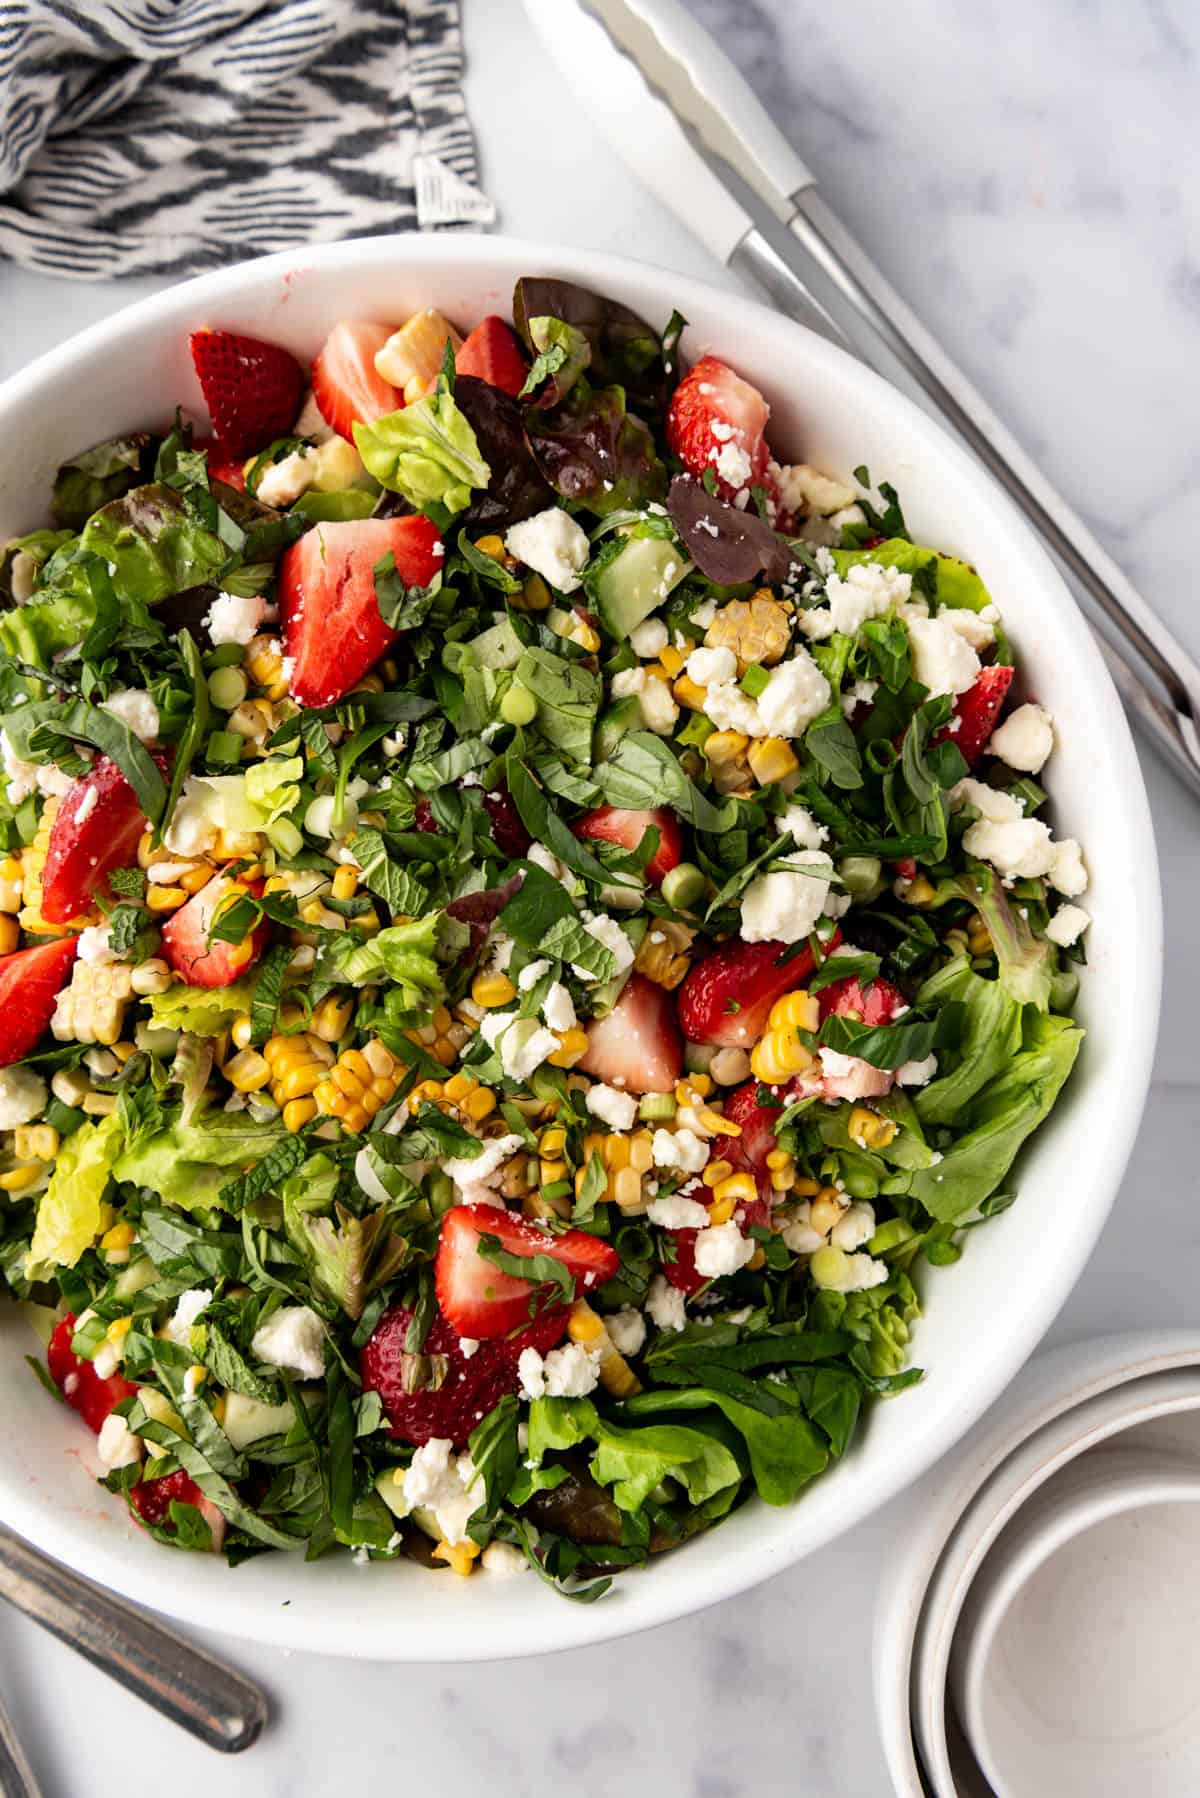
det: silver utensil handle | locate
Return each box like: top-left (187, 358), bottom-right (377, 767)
top-left (0, 1528), bottom-right (268, 1754)
top-left (0, 1697), bottom-right (44, 1798)
top-left (774, 190), bottom-right (1200, 796)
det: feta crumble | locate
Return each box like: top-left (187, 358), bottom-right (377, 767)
top-left (693, 1221), bottom-right (755, 1279)
top-left (204, 591), bottom-right (275, 648)
top-left (650, 1128), bottom-right (710, 1174)
top-left (504, 507), bottom-right (590, 594)
top-left (518, 1341), bottom-right (601, 1402)
top-left (740, 849), bottom-right (833, 944)
top-left (250, 1305), bottom-right (326, 1380)
top-left (988, 702), bottom-right (1054, 774)
top-left (103, 687), bottom-right (160, 743)
top-left (605, 1308), bottom-right (647, 1357)
top-left (585, 1083), bottom-right (639, 1132)
top-left (645, 1275), bottom-right (687, 1333)
top-left (647, 1193), bottom-right (711, 1230)
top-left (905, 613), bottom-right (981, 697)
top-left (0, 1066), bottom-right (48, 1130)
top-left (1046, 903), bottom-right (1090, 947)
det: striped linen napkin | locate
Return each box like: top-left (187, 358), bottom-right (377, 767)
top-left (0, 0), bottom-right (494, 279)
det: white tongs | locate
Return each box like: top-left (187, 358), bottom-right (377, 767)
top-left (524, 0), bottom-right (1200, 801)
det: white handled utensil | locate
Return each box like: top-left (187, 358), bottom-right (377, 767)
top-left (525, 0), bottom-right (1200, 800)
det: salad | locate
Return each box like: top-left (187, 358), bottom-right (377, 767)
top-left (0, 279), bottom-right (1089, 1595)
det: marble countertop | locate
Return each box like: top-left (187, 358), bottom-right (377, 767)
top-left (0, 1), bottom-right (1196, 1792)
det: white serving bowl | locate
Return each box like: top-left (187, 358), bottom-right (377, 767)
top-left (875, 1335), bottom-right (1200, 1797)
top-left (0, 235), bottom-right (1160, 1661)
top-left (951, 1447), bottom-right (1200, 1796)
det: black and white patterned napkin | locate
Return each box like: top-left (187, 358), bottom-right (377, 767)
top-left (0, 0), bottom-right (494, 280)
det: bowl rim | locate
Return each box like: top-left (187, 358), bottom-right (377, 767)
top-left (0, 232), bottom-right (1163, 1660)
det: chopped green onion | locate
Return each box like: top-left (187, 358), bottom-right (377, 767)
top-left (661, 861), bottom-right (705, 911)
top-left (267, 818), bottom-right (303, 858)
top-left (838, 854), bottom-right (883, 900)
top-left (740, 663), bottom-right (769, 698)
top-left (208, 666), bottom-right (248, 711)
top-left (499, 681), bottom-right (537, 727)
top-left (638, 1093), bottom-right (677, 1122)
top-left (205, 730), bottom-right (244, 767)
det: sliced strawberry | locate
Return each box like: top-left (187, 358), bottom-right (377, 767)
top-left (310, 321), bottom-right (400, 441)
top-left (579, 971), bottom-right (682, 1094)
top-left (455, 316), bottom-right (528, 398)
top-left (482, 785), bottom-right (531, 859)
top-left (42, 755), bottom-right (165, 925)
top-left (362, 1303), bottom-right (569, 1448)
top-left (572, 806), bottom-right (682, 887)
top-left (189, 329), bottom-right (305, 460)
top-left (677, 933), bottom-right (840, 1049)
top-left (935, 664), bottom-right (1015, 767)
top-left (47, 1314), bottom-right (136, 1435)
top-left (667, 355), bottom-right (771, 501)
top-left (435, 1204), bottom-right (620, 1340)
top-left (0, 937), bottom-right (78, 1067)
top-left (660, 1227), bottom-right (706, 1295)
top-left (160, 870), bottom-right (269, 989)
top-left (129, 1468), bottom-right (226, 1551)
top-left (279, 515), bottom-right (444, 707)
top-left (817, 973), bottom-right (907, 1026)
top-left (195, 437), bottom-right (247, 492)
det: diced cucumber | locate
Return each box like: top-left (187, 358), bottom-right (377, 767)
top-left (594, 695), bottom-right (641, 761)
top-left (468, 614), bottom-right (524, 671)
top-left (590, 535), bottom-right (690, 641)
top-left (375, 1466), bottom-right (439, 1541)
top-left (222, 1391), bottom-right (301, 1452)
top-left (112, 1257), bottom-right (159, 1301)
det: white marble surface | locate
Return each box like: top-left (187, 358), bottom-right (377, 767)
top-left (0, 1), bottom-right (1196, 1792)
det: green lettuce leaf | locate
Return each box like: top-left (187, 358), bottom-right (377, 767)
top-left (50, 484), bottom-right (227, 606)
top-left (595, 731), bottom-right (741, 834)
top-left (282, 1153), bottom-right (407, 1320)
top-left (52, 433), bottom-right (151, 529)
top-left (146, 977), bottom-right (260, 1035)
top-left (29, 1111), bottom-right (125, 1271)
top-left (113, 1108), bottom-right (291, 1214)
top-left (914, 955), bottom-right (1024, 1126)
top-left (354, 391), bottom-right (490, 517)
top-left (621, 1385), bottom-right (828, 1504)
top-left (967, 866), bottom-right (1054, 1010)
top-left (243, 755), bottom-right (304, 826)
top-left (527, 1396), bottom-right (742, 1512)
top-left (907, 1012), bottom-right (1084, 1222)
top-left (515, 646), bottom-right (600, 767)
top-left (319, 913), bottom-right (445, 1010)
top-left (831, 537), bottom-right (992, 611)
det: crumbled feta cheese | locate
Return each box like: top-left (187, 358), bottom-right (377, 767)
top-left (702, 676), bottom-right (765, 736)
top-left (442, 1132), bottom-right (525, 1202)
top-left (0, 1066), bottom-right (48, 1130)
top-left (776, 803), bottom-right (828, 850)
top-left (518, 1341), bottom-right (601, 1402)
top-left (486, 932), bottom-right (516, 974)
top-left (942, 607), bottom-right (996, 652)
top-left (610, 667), bottom-right (646, 701)
top-left (605, 1308), bottom-right (647, 1357)
top-left (713, 441), bottom-right (753, 489)
top-left (458, 1338), bottom-right (480, 1360)
top-left (582, 913), bottom-right (635, 975)
top-left (504, 507), bottom-right (590, 594)
top-left (691, 598), bottom-right (718, 628)
top-left (163, 784), bottom-right (218, 857)
top-left (204, 590), bottom-right (275, 648)
top-left (842, 678), bottom-right (878, 717)
top-left (481, 1539), bottom-right (528, 1577)
top-left (517, 957), bottom-right (550, 992)
top-left (988, 702), bottom-right (1054, 774)
top-left (402, 1439), bottom-right (480, 1545)
top-left (693, 1220), bottom-right (755, 1278)
top-left (830, 1201), bottom-right (877, 1252)
top-left (528, 843), bottom-right (575, 892)
top-left (645, 1274), bottom-right (687, 1332)
top-left (638, 675), bottom-right (679, 735)
top-left (757, 650), bottom-right (832, 736)
top-left (651, 1128), bottom-right (710, 1174)
top-left (740, 850), bottom-right (833, 944)
top-left (630, 616), bottom-right (669, 658)
top-left (895, 1054), bottom-right (939, 1087)
top-left (1, 729), bottom-right (37, 804)
top-left (499, 1017), bottom-right (559, 1083)
top-left (254, 449), bottom-right (313, 509)
top-left (770, 460), bottom-right (858, 518)
top-left (819, 1047), bottom-right (860, 1081)
top-left (647, 1193), bottom-right (711, 1230)
top-left (963, 816), bottom-right (1055, 881)
top-left (950, 778), bottom-right (1022, 823)
top-left (250, 1305), bottom-right (326, 1380)
top-left (1049, 838), bottom-right (1087, 897)
top-left (102, 688), bottom-right (160, 744)
top-left (1046, 903), bottom-right (1090, 947)
top-left (163, 1288), bottom-right (212, 1348)
top-left (829, 503), bottom-right (866, 532)
top-left (818, 1250), bottom-right (889, 1294)
top-left (97, 1412), bottom-right (142, 1471)
top-left (905, 614), bottom-right (981, 697)
top-left (687, 645), bottom-right (737, 688)
top-left (542, 980), bottom-right (576, 1033)
top-left (76, 924), bottom-right (116, 966)
top-left (827, 561), bottom-right (911, 635)
top-left (585, 1083), bottom-right (639, 1131)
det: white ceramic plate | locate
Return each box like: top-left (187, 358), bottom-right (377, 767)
top-left (0, 236), bottom-right (1161, 1661)
top-left (875, 1332), bottom-right (1200, 1797)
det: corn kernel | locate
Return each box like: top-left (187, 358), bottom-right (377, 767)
top-left (283, 1096), bottom-right (319, 1132)
top-left (0, 917), bottom-right (17, 954)
top-left (548, 1027), bottom-right (589, 1069)
top-left (747, 736), bottom-right (800, 787)
top-left (471, 971), bottom-right (517, 1009)
top-left (848, 1106), bottom-right (897, 1151)
top-left (568, 1298), bottom-right (642, 1399)
top-left (14, 1125), bottom-right (58, 1161)
top-left (714, 1172), bottom-right (757, 1206)
top-left (432, 1537), bottom-right (480, 1578)
top-left (702, 1159), bottom-right (734, 1189)
top-left (0, 1165), bottom-right (39, 1191)
top-left (310, 994), bottom-right (354, 1043)
top-left (706, 1192), bottom-right (736, 1226)
top-left (659, 645), bottom-right (685, 677)
top-left (903, 874), bottom-right (937, 906)
top-left (146, 884), bottom-right (187, 913)
top-left (101, 1221), bottom-right (136, 1253)
top-left (331, 867), bottom-right (359, 902)
top-left (225, 1048), bottom-right (273, 1093)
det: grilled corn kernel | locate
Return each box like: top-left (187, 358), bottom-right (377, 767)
top-left (0, 1165), bottom-right (39, 1192)
top-left (227, 698), bottom-right (275, 742)
top-left (658, 644), bottom-right (685, 677)
top-left (230, 1014), bottom-right (254, 1052)
top-left (902, 874), bottom-right (937, 907)
top-left (714, 1172), bottom-right (757, 1207)
top-left (313, 1038), bottom-right (403, 1134)
top-left (474, 534), bottom-right (505, 561)
top-left (635, 919), bottom-right (695, 991)
top-left (14, 1125), bottom-right (58, 1161)
top-left (52, 960), bottom-right (134, 1046)
top-left (706, 1192), bottom-right (736, 1225)
top-left (539, 1124), bottom-right (567, 1159)
top-left (750, 989), bottom-right (820, 1086)
top-left (331, 866), bottom-right (359, 902)
top-left (432, 1538), bottom-right (480, 1578)
top-left (471, 972), bottom-right (517, 1008)
top-left (747, 736), bottom-right (800, 787)
top-left (701, 1159), bottom-right (735, 1189)
top-left (51, 1068), bottom-right (89, 1108)
top-left (847, 1106), bottom-right (897, 1151)
top-left (101, 1221), bottom-right (136, 1253)
top-left (225, 1048), bottom-right (273, 1093)
top-left (405, 1004), bottom-right (468, 1067)
top-left (0, 854), bottom-right (24, 914)
top-left (548, 1027), bottom-right (589, 1068)
top-left (310, 994), bottom-right (354, 1043)
top-left (0, 917), bottom-right (17, 955)
top-left (672, 673), bottom-right (708, 711)
top-left (704, 592), bottom-right (791, 671)
top-left (146, 883), bottom-right (187, 913)
top-left (374, 309), bottom-right (464, 399)
top-left (129, 958), bottom-right (171, 996)
top-left (966, 911), bottom-right (992, 956)
top-left (244, 633), bottom-right (291, 700)
top-left (283, 1096), bottom-right (319, 1132)
top-left (568, 1299), bottom-right (642, 1398)
top-left (82, 1092), bottom-right (117, 1115)
top-left (809, 1188), bottom-right (845, 1237)
top-left (576, 1129), bottom-right (655, 1211)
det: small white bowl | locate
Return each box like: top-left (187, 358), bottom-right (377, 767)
top-left (950, 1449), bottom-right (1200, 1796)
top-left (874, 1332), bottom-right (1200, 1797)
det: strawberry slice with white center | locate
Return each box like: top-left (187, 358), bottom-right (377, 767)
top-left (434, 1204), bottom-right (621, 1340)
top-left (667, 355), bottom-right (771, 502)
top-left (42, 754), bottom-right (166, 925)
top-left (817, 973), bottom-right (907, 1028)
top-left (311, 320), bottom-right (402, 441)
top-left (579, 971), bottom-right (683, 1094)
top-left (161, 869), bottom-right (269, 988)
top-left (571, 805), bottom-right (682, 886)
top-left (677, 934), bottom-right (839, 1049)
top-left (279, 515), bottom-right (444, 707)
